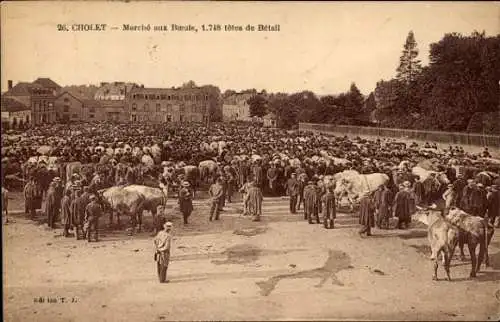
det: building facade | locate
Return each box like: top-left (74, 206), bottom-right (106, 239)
top-left (94, 82), bottom-right (137, 122)
top-left (3, 78), bottom-right (60, 126)
top-left (54, 92), bottom-right (85, 123)
top-left (126, 86), bottom-right (221, 123)
top-left (1, 96), bottom-right (31, 129)
top-left (222, 93), bottom-right (253, 122)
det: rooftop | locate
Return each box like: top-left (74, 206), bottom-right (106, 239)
top-left (1, 96), bottom-right (30, 112)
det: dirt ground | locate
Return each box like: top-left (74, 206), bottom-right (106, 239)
top-left (3, 192), bottom-right (500, 321)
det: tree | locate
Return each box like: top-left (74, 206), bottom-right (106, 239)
top-left (182, 80), bottom-right (197, 88)
top-left (396, 31), bottom-right (422, 85)
top-left (247, 95), bottom-right (268, 117)
top-left (223, 89), bottom-right (237, 98)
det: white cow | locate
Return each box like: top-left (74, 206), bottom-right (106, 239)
top-left (334, 170), bottom-right (389, 210)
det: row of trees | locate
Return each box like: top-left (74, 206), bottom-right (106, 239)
top-left (234, 30), bottom-right (498, 134)
top-left (374, 30), bottom-right (499, 134)
top-left (245, 82), bottom-right (371, 128)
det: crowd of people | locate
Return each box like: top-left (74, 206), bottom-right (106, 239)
top-left (2, 121), bottom-right (500, 240)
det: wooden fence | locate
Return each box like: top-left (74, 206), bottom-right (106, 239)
top-left (299, 123), bottom-right (500, 148)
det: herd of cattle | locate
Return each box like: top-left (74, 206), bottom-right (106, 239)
top-left (2, 123), bottom-right (500, 281)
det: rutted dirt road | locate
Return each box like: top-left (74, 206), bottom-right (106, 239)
top-left (3, 194), bottom-right (500, 321)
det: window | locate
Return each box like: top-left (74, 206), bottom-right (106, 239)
top-left (184, 95), bottom-right (189, 101)
top-left (179, 105), bottom-right (185, 113)
top-left (180, 115), bottom-right (184, 122)
top-left (167, 95), bottom-right (171, 100)
top-left (132, 103), bottom-right (137, 111)
top-left (156, 95), bottom-right (160, 100)
top-left (160, 95), bottom-right (166, 100)
top-left (89, 114), bottom-right (95, 119)
top-left (64, 98), bottom-right (70, 103)
top-left (156, 103), bottom-right (161, 112)
top-left (63, 106), bottom-right (69, 112)
top-left (72, 113), bottom-right (78, 118)
top-left (90, 107), bottom-right (96, 113)
top-left (143, 103), bottom-right (149, 111)
top-left (205, 95), bottom-right (209, 100)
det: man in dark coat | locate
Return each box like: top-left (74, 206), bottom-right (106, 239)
top-left (393, 182), bottom-right (413, 229)
top-left (45, 182), bottom-right (57, 229)
top-left (322, 186), bottom-right (336, 229)
top-left (376, 184), bottom-right (393, 229)
top-left (61, 189), bottom-right (72, 237)
top-left (252, 161), bottom-right (264, 189)
top-left (84, 194), bottom-right (102, 242)
top-left (23, 178), bottom-right (38, 218)
top-left (267, 163), bottom-right (278, 196)
top-left (286, 173), bottom-right (299, 214)
top-left (178, 181), bottom-right (193, 225)
top-left (71, 188), bottom-right (86, 240)
top-left (247, 182), bottom-right (263, 222)
top-left (358, 191), bottom-right (375, 236)
top-left (303, 181), bottom-right (319, 224)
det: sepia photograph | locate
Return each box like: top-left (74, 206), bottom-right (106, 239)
top-left (1, 1), bottom-right (499, 321)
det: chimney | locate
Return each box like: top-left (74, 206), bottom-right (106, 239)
top-left (8, 80), bottom-right (13, 90)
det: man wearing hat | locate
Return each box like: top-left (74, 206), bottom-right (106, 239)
top-left (178, 181), bottom-right (193, 225)
top-left (358, 190), bottom-right (375, 236)
top-left (286, 173), bottom-right (299, 214)
top-left (303, 180), bottom-right (319, 224)
top-left (154, 221), bottom-right (173, 283)
top-left (392, 181), bottom-right (413, 229)
top-left (70, 185), bottom-right (86, 240)
top-left (53, 177), bottom-right (64, 221)
top-left (208, 177), bottom-right (224, 221)
top-left (45, 182), bottom-right (58, 229)
top-left (84, 194), bottom-right (102, 242)
top-left (61, 189), bottom-right (73, 237)
top-left (23, 177), bottom-right (38, 219)
top-left (247, 181), bottom-right (263, 222)
top-left (322, 186), bottom-right (336, 229)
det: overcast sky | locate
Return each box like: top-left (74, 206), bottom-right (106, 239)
top-left (1, 2), bottom-right (498, 95)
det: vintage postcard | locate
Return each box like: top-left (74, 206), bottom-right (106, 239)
top-left (2, 1), bottom-right (499, 321)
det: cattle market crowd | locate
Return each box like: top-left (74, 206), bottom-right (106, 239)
top-left (2, 122), bottom-right (500, 243)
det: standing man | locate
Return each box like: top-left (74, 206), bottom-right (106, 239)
top-left (393, 181), bottom-right (413, 229)
top-left (23, 177), bottom-right (38, 219)
top-left (53, 177), bottom-right (64, 222)
top-left (61, 190), bottom-right (72, 237)
top-left (45, 182), bottom-right (57, 229)
top-left (84, 194), bottom-right (102, 242)
top-left (358, 191), bottom-right (375, 236)
top-left (377, 184), bottom-right (393, 229)
top-left (486, 185), bottom-right (499, 228)
top-left (322, 186), bottom-right (336, 229)
top-left (247, 181), bottom-right (263, 222)
top-left (219, 174), bottom-right (227, 211)
top-left (303, 180), bottom-right (319, 224)
top-left (154, 221), bottom-right (173, 283)
top-left (239, 177), bottom-right (253, 216)
top-left (267, 163), bottom-right (278, 196)
top-left (71, 187), bottom-right (86, 240)
top-left (208, 177), bottom-right (223, 221)
top-left (286, 173), bottom-right (299, 214)
top-left (178, 181), bottom-right (193, 225)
